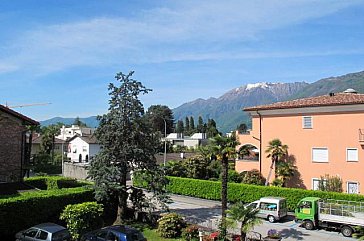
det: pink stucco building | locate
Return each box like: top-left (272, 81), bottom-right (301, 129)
top-left (236, 89), bottom-right (364, 194)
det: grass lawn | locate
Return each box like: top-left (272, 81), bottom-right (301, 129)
top-left (127, 222), bottom-right (183, 241)
top-left (142, 228), bottom-right (183, 241)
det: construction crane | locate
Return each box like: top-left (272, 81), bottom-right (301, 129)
top-left (5, 102), bottom-right (52, 108)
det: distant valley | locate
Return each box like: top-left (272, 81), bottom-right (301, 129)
top-left (41, 70), bottom-right (364, 133)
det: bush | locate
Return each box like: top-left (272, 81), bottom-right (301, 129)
top-left (0, 187), bottom-right (94, 240)
top-left (182, 224), bottom-right (200, 241)
top-left (24, 176), bottom-right (88, 190)
top-left (135, 176), bottom-right (364, 211)
top-left (60, 202), bottom-right (104, 240)
top-left (226, 170), bottom-right (242, 183)
top-left (157, 213), bottom-right (186, 238)
top-left (240, 169), bottom-right (265, 185)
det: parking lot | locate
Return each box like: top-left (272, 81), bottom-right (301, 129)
top-left (168, 194), bottom-right (355, 241)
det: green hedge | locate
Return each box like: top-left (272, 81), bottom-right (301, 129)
top-left (24, 176), bottom-right (90, 190)
top-left (134, 175), bottom-right (364, 211)
top-left (0, 186), bottom-right (94, 240)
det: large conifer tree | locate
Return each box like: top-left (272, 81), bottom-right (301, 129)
top-left (88, 71), bottom-right (164, 223)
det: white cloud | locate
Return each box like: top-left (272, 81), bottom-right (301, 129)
top-left (0, 0), bottom-right (363, 75)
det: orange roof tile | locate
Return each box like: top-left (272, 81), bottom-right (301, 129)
top-left (244, 93), bottom-right (364, 111)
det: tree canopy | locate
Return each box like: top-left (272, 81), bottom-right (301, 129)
top-left (88, 71), bottom-right (167, 223)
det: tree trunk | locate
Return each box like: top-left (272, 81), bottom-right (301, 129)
top-left (220, 155), bottom-right (228, 239)
top-left (114, 169), bottom-right (128, 224)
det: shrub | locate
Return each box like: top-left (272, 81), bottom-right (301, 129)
top-left (0, 187), bottom-right (94, 240)
top-left (226, 170), bottom-right (242, 183)
top-left (240, 169), bottom-right (265, 185)
top-left (157, 213), bottom-right (186, 238)
top-left (318, 174), bottom-right (343, 192)
top-left (24, 176), bottom-right (88, 190)
top-left (60, 202), bottom-right (104, 240)
top-left (147, 176), bottom-right (364, 211)
top-left (182, 224), bottom-right (200, 241)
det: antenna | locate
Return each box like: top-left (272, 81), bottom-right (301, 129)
top-left (6, 102), bottom-right (52, 108)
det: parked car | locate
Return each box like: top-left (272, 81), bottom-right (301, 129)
top-left (81, 225), bottom-right (147, 241)
top-left (245, 197), bottom-right (287, 223)
top-left (15, 223), bottom-right (71, 241)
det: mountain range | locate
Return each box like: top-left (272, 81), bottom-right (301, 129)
top-left (40, 70), bottom-right (364, 133)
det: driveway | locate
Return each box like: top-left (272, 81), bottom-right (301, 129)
top-left (167, 194), bottom-right (355, 241)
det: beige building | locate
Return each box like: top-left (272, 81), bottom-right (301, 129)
top-left (236, 89), bottom-right (364, 194)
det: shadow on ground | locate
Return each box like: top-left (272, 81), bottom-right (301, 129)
top-left (170, 206), bottom-right (221, 226)
top-left (280, 228), bottom-right (310, 240)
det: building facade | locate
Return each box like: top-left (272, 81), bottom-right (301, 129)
top-left (165, 133), bottom-right (208, 148)
top-left (236, 90), bottom-right (364, 194)
top-left (0, 105), bottom-right (38, 182)
top-left (67, 135), bottom-right (100, 163)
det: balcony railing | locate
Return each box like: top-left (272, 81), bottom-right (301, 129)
top-left (360, 129), bottom-right (364, 142)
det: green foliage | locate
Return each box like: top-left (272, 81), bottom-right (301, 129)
top-left (225, 170), bottom-right (242, 183)
top-left (25, 176), bottom-right (88, 190)
top-left (32, 153), bottom-right (62, 174)
top-left (183, 155), bottom-right (210, 179)
top-left (165, 161), bottom-right (187, 177)
top-left (73, 116), bottom-right (88, 127)
top-left (0, 187), bottom-right (93, 239)
top-left (318, 174), bottom-right (343, 192)
top-left (157, 213), bottom-right (186, 238)
top-left (40, 123), bottom-right (62, 154)
top-left (226, 202), bottom-right (262, 240)
top-left (88, 71), bottom-right (164, 223)
top-left (136, 176), bottom-right (364, 211)
top-left (182, 224), bottom-right (200, 241)
top-left (145, 105), bottom-right (174, 134)
top-left (275, 160), bottom-right (296, 187)
top-left (60, 202), bottom-right (103, 240)
top-left (240, 169), bottom-right (265, 185)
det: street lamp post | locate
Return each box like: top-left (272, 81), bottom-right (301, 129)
top-left (162, 118), bottom-right (167, 167)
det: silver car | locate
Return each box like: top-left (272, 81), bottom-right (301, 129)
top-left (15, 223), bottom-right (71, 241)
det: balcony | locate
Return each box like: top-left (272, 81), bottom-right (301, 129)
top-left (359, 129), bottom-right (364, 143)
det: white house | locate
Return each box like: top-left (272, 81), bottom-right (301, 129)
top-left (57, 125), bottom-right (95, 141)
top-left (67, 135), bottom-right (100, 163)
top-left (165, 133), bottom-right (208, 148)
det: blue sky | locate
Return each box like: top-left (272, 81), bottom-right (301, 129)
top-left (1, 0), bottom-right (364, 121)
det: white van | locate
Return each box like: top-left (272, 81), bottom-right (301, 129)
top-left (246, 197), bottom-right (287, 223)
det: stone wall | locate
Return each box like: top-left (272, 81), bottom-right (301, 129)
top-left (63, 162), bottom-right (89, 180)
top-left (0, 114), bottom-right (25, 182)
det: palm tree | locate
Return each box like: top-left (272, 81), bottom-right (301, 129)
top-left (226, 202), bottom-right (262, 240)
top-left (265, 139), bottom-right (288, 186)
top-left (275, 160), bottom-right (295, 187)
top-left (209, 134), bottom-right (239, 239)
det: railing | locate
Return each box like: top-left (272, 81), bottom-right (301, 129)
top-left (359, 129), bottom-right (364, 142)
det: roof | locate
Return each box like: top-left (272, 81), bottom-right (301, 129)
top-left (34, 223), bottom-right (67, 233)
top-left (67, 134), bottom-right (98, 144)
top-left (0, 104), bottom-right (39, 125)
top-left (32, 135), bottom-right (66, 144)
top-left (244, 92), bottom-right (364, 111)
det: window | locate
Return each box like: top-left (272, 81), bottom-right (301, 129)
top-left (347, 148), bottom-right (358, 162)
top-left (82, 146), bottom-right (87, 152)
top-left (347, 181), bottom-right (359, 194)
top-left (312, 148), bottom-right (328, 162)
top-left (72, 145), bottom-right (77, 153)
top-left (303, 116), bottom-right (313, 129)
top-left (312, 178), bottom-right (320, 190)
top-left (36, 230), bottom-right (49, 240)
top-left (24, 228), bottom-right (39, 238)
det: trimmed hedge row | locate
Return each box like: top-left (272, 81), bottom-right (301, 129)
top-left (0, 186), bottom-right (94, 239)
top-left (24, 176), bottom-right (90, 190)
top-left (134, 175), bottom-right (364, 211)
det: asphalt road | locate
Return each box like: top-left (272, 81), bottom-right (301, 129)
top-left (167, 194), bottom-right (355, 241)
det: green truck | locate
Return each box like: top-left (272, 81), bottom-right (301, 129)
top-left (295, 197), bottom-right (364, 237)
